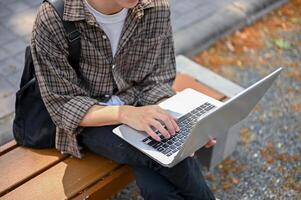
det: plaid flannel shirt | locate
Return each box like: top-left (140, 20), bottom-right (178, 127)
top-left (31, 0), bottom-right (176, 158)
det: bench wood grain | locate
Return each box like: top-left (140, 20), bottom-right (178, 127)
top-left (0, 148), bottom-right (67, 197)
top-left (1, 153), bottom-right (120, 200)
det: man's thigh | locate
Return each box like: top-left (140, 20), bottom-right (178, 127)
top-left (78, 125), bottom-right (160, 169)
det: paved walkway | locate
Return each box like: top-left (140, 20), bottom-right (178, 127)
top-left (0, 0), bottom-right (240, 144)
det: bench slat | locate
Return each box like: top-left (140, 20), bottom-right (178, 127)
top-left (1, 153), bottom-right (120, 200)
top-left (0, 140), bottom-right (17, 156)
top-left (73, 165), bottom-right (134, 200)
top-left (0, 147), bottom-right (67, 197)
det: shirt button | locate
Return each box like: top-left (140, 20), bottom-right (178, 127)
top-left (112, 64), bottom-right (115, 69)
top-left (102, 35), bottom-right (107, 39)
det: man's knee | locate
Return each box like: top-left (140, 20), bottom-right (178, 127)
top-left (133, 166), bottom-right (183, 200)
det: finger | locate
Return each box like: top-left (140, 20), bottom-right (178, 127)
top-left (145, 126), bottom-right (161, 141)
top-left (204, 139), bottom-right (212, 148)
top-left (150, 119), bottom-right (171, 139)
top-left (171, 117), bottom-right (180, 132)
top-left (207, 138), bottom-right (215, 144)
top-left (154, 113), bottom-right (176, 136)
top-left (156, 110), bottom-right (179, 134)
top-left (159, 109), bottom-right (180, 131)
top-left (205, 139), bottom-right (217, 148)
top-left (205, 140), bottom-right (215, 148)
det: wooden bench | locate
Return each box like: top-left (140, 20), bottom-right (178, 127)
top-left (0, 73), bottom-right (226, 200)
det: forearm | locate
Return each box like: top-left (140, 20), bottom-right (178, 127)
top-left (79, 105), bottom-right (131, 127)
top-left (79, 97), bottom-right (170, 128)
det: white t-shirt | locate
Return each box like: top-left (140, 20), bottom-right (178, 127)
top-left (84, 0), bottom-right (128, 57)
top-left (84, 0), bottom-right (127, 106)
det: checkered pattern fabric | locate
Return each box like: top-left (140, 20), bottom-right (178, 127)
top-left (31, 0), bottom-right (176, 158)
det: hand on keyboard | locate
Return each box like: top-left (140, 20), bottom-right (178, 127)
top-left (190, 137), bottom-right (217, 157)
top-left (142, 102), bottom-right (217, 157)
top-left (119, 105), bottom-right (180, 141)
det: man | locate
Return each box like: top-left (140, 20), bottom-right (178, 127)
top-left (31, 0), bottom-right (216, 199)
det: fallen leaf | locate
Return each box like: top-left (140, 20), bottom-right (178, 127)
top-left (260, 143), bottom-right (277, 165)
top-left (290, 104), bottom-right (301, 112)
top-left (211, 185), bottom-right (218, 192)
top-left (287, 71), bottom-right (301, 81)
top-left (222, 181), bottom-right (233, 191)
top-left (277, 153), bottom-right (299, 162)
top-left (231, 177), bottom-right (240, 185)
top-left (263, 52), bottom-right (273, 59)
top-left (206, 173), bottom-right (215, 181)
top-left (225, 41), bottom-right (235, 52)
top-left (273, 39), bottom-right (292, 49)
top-left (240, 128), bottom-right (251, 144)
top-left (290, 17), bottom-right (300, 23)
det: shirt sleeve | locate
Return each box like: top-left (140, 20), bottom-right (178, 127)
top-left (136, 17), bottom-right (177, 106)
top-left (117, 85), bottom-right (141, 106)
top-left (31, 4), bottom-right (98, 133)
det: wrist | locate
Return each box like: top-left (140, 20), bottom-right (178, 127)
top-left (118, 105), bottom-right (134, 124)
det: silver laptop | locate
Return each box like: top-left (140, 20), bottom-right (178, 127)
top-left (113, 68), bottom-right (282, 167)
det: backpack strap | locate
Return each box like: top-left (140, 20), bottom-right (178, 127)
top-left (45, 0), bottom-right (81, 77)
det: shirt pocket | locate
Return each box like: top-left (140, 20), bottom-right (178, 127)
top-left (127, 34), bottom-right (165, 61)
top-left (123, 37), bottom-right (162, 82)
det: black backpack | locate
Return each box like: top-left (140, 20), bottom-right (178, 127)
top-left (13, 0), bottom-right (81, 148)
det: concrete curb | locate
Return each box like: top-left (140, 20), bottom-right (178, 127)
top-left (176, 55), bottom-right (244, 97)
top-left (174, 0), bottom-right (288, 56)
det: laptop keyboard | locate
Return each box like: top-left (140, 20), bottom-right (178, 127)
top-left (141, 102), bottom-right (216, 157)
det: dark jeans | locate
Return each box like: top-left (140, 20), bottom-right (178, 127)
top-left (77, 125), bottom-right (215, 200)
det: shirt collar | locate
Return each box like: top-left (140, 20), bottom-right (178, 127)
top-left (63, 0), bottom-right (154, 22)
